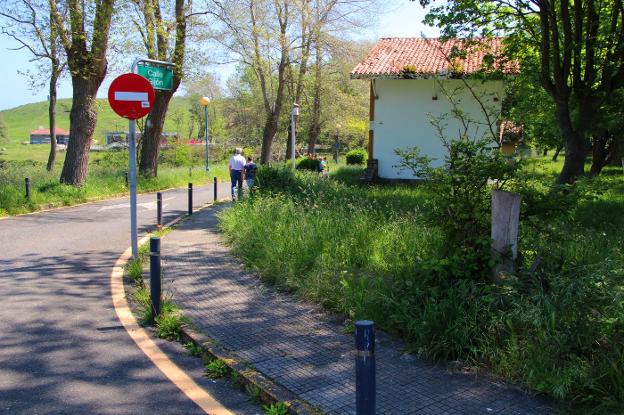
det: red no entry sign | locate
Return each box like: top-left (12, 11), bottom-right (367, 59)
top-left (108, 73), bottom-right (155, 120)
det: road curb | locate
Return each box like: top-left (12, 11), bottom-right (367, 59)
top-left (116, 198), bottom-right (322, 415)
top-left (179, 325), bottom-right (322, 415)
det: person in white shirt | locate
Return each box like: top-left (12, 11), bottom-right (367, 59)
top-left (229, 148), bottom-right (246, 200)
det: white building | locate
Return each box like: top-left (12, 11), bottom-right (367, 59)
top-left (351, 38), bottom-right (516, 181)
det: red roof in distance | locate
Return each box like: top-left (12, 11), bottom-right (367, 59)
top-left (30, 127), bottom-right (70, 135)
top-left (351, 37), bottom-right (517, 79)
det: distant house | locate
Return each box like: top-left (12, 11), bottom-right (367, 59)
top-left (30, 127), bottom-right (70, 144)
top-left (105, 131), bottom-right (178, 148)
top-left (351, 37), bottom-right (517, 181)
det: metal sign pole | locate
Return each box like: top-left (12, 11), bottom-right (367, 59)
top-left (126, 57), bottom-right (174, 259)
top-left (128, 119), bottom-right (139, 259)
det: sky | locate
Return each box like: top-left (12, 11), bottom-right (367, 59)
top-left (0, 2), bottom-right (440, 111)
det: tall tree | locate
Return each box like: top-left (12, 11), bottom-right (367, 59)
top-left (421, 0), bottom-right (624, 183)
top-left (1, 0), bottom-right (66, 171)
top-left (50, 0), bottom-right (115, 185)
top-left (129, 0), bottom-right (189, 177)
top-left (208, 0), bottom-right (292, 163)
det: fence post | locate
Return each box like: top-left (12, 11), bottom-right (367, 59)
top-left (213, 176), bottom-right (218, 202)
top-left (149, 237), bottom-right (162, 320)
top-left (156, 192), bottom-right (162, 229)
top-left (355, 320), bottom-right (376, 415)
top-left (491, 189), bottom-right (522, 280)
top-left (25, 178), bottom-right (30, 201)
top-left (188, 182), bottom-right (193, 215)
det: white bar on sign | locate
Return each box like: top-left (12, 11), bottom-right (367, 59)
top-left (115, 91), bottom-right (149, 101)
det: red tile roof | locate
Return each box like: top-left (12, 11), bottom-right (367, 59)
top-left (351, 37), bottom-right (517, 79)
top-left (30, 127), bottom-right (69, 135)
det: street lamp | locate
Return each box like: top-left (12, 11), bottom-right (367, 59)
top-left (199, 96), bottom-right (210, 171)
top-left (334, 123), bottom-right (342, 163)
top-left (291, 102), bottom-right (299, 170)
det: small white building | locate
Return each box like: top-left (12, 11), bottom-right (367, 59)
top-left (351, 38), bottom-right (516, 180)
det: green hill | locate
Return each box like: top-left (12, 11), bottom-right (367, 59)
top-left (0, 97), bottom-right (195, 162)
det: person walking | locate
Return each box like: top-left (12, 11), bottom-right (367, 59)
top-left (244, 157), bottom-right (257, 189)
top-left (229, 148), bottom-right (246, 201)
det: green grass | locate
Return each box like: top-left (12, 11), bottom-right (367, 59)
top-left (0, 152), bottom-right (230, 216)
top-left (0, 97), bottom-right (198, 159)
top-left (204, 359), bottom-right (229, 379)
top-left (218, 162), bottom-right (624, 413)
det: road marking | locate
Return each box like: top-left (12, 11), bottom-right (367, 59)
top-left (99, 197), bottom-right (175, 212)
top-left (110, 234), bottom-right (234, 415)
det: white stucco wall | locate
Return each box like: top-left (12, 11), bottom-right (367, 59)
top-left (372, 78), bottom-right (504, 179)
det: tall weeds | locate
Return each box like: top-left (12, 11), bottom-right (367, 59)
top-left (219, 165), bottom-right (624, 412)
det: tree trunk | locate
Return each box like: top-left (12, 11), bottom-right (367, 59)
top-left (59, 77), bottom-right (99, 185)
top-left (552, 144), bottom-right (562, 161)
top-left (307, 40), bottom-right (322, 154)
top-left (558, 135), bottom-right (588, 183)
top-left (139, 91), bottom-right (174, 177)
top-left (46, 69), bottom-right (58, 172)
top-left (554, 99), bottom-right (590, 184)
top-left (260, 110), bottom-right (280, 163)
top-left (542, 147), bottom-right (548, 156)
top-left (590, 133), bottom-right (612, 176)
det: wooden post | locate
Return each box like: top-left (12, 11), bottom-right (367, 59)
top-left (491, 189), bottom-right (522, 280)
top-left (368, 80), bottom-right (375, 159)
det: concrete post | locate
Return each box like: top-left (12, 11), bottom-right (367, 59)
top-left (491, 189), bottom-right (522, 279)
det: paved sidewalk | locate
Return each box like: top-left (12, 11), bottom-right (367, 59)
top-left (162, 205), bottom-right (552, 415)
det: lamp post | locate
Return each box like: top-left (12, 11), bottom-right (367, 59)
top-left (291, 102), bottom-right (299, 170)
top-left (334, 123), bottom-right (342, 163)
top-left (199, 96), bottom-right (210, 171)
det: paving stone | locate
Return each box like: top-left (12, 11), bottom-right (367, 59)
top-left (162, 205), bottom-right (552, 415)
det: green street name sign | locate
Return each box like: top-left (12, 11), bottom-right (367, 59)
top-left (138, 65), bottom-right (173, 91)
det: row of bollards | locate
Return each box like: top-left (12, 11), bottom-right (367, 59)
top-left (150, 177), bottom-right (220, 320)
top-left (150, 177), bottom-right (376, 414)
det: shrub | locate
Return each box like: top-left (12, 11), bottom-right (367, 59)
top-left (394, 138), bottom-right (520, 281)
top-left (296, 157), bottom-right (320, 171)
top-left (346, 149), bottom-right (367, 165)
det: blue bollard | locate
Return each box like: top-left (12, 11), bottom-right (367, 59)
top-left (355, 320), bottom-right (376, 415)
top-left (156, 192), bottom-right (162, 229)
top-left (188, 182), bottom-right (193, 215)
top-left (25, 177), bottom-right (30, 201)
top-left (213, 177), bottom-right (217, 202)
top-left (149, 237), bottom-right (161, 320)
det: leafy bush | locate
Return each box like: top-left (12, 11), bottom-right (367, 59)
top-left (345, 149), bottom-right (367, 165)
top-left (296, 157), bottom-right (321, 171)
top-left (394, 138), bottom-right (519, 281)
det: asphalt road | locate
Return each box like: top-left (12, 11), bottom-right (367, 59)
top-left (0, 182), bottom-right (259, 414)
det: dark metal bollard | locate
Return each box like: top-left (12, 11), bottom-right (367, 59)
top-left (124, 172), bottom-right (129, 187)
top-left (150, 237), bottom-right (162, 319)
top-left (188, 182), bottom-right (193, 215)
top-left (355, 320), bottom-right (376, 415)
top-left (213, 177), bottom-right (218, 202)
top-left (25, 178), bottom-right (30, 201)
top-left (156, 192), bottom-right (162, 229)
